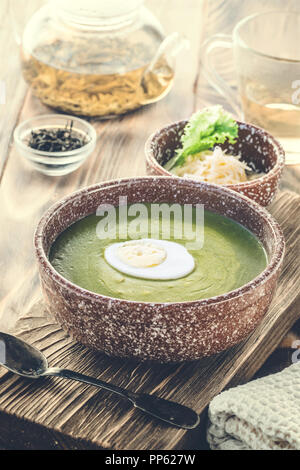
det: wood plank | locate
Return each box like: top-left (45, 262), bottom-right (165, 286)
top-left (0, 0), bottom-right (299, 450)
top-left (0, 0), bottom-right (44, 179)
top-left (0, 0), bottom-right (206, 331)
top-left (0, 191), bottom-right (298, 450)
top-left (1, 0), bottom-right (298, 333)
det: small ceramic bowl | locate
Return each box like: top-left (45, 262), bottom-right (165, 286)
top-left (145, 120), bottom-right (285, 207)
top-left (35, 177), bottom-right (285, 363)
top-left (14, 114), bottom-right (97, 176)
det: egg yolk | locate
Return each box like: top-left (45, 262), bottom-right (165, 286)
top-left (117, 241), bottom-right (167, 268)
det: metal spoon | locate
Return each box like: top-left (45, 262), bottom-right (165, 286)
top-left (0, 332), bottom-right (200, 430)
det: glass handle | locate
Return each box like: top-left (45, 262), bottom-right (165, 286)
top-left (201, 34), bottom-right (242, 118)
top-left (141, 32), bottom-right (189, 83)
top-left (147, 32), bottom-right (190, 72)
top-left (140, 32), bottom-right (189, 104)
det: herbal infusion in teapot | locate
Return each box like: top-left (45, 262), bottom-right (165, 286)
top-left (20, 1), bottom-right (182, 118)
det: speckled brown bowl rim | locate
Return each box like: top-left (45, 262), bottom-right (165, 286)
top-left (144, 120), bottom-right (285, 190)
top-left (34, 176), bottom-right (285, 309)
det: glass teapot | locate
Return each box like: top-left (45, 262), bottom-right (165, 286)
top-left (15, 0), bottom-right (188, 118)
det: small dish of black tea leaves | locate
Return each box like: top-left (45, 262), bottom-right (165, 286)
top-left (14, 114), bottom-right (97, 176)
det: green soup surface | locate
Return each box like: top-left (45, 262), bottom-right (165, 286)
top-left (49, 206), bottom-right (267, 303)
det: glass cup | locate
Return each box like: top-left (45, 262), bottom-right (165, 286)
top-left (201, 10), bottom-right (300, 165)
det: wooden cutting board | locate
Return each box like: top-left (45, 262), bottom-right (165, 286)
top-left (0, 191), bottom-right (299, 451)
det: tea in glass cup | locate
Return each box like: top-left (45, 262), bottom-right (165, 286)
top-left (202, 11), bottom-right (300, 165)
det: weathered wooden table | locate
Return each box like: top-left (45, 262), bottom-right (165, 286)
top-left (0, 0), bottom-right (299, 450)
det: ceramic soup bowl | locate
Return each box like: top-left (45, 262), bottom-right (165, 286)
top-left (35, 177), bottom-right (285, 363)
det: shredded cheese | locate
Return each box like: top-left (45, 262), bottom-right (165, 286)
top-left (172, 147), bottom-right (251, 185)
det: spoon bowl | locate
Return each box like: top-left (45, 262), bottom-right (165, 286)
top-left (0, 332), bottom-right (48, 378)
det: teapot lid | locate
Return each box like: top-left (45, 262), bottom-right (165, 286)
top-left (52, 0), bottom-right (144, 21)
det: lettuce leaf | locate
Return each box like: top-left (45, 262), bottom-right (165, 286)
top-left (165, 106), bottom-right (239, 171)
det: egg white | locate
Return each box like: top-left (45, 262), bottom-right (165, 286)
top-left (104, 239), bottom-right (195, 280)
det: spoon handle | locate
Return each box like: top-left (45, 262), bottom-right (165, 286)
top-left (45, 367), bottom-right (200, 429)
top-left (46, 367), bottom-right (137, 401)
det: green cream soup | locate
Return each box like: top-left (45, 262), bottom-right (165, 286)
top-left (50, 206), bottom-right (267, 303)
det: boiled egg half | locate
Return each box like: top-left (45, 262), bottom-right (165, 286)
top-left (104, 239), bottom-right (195, 280)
